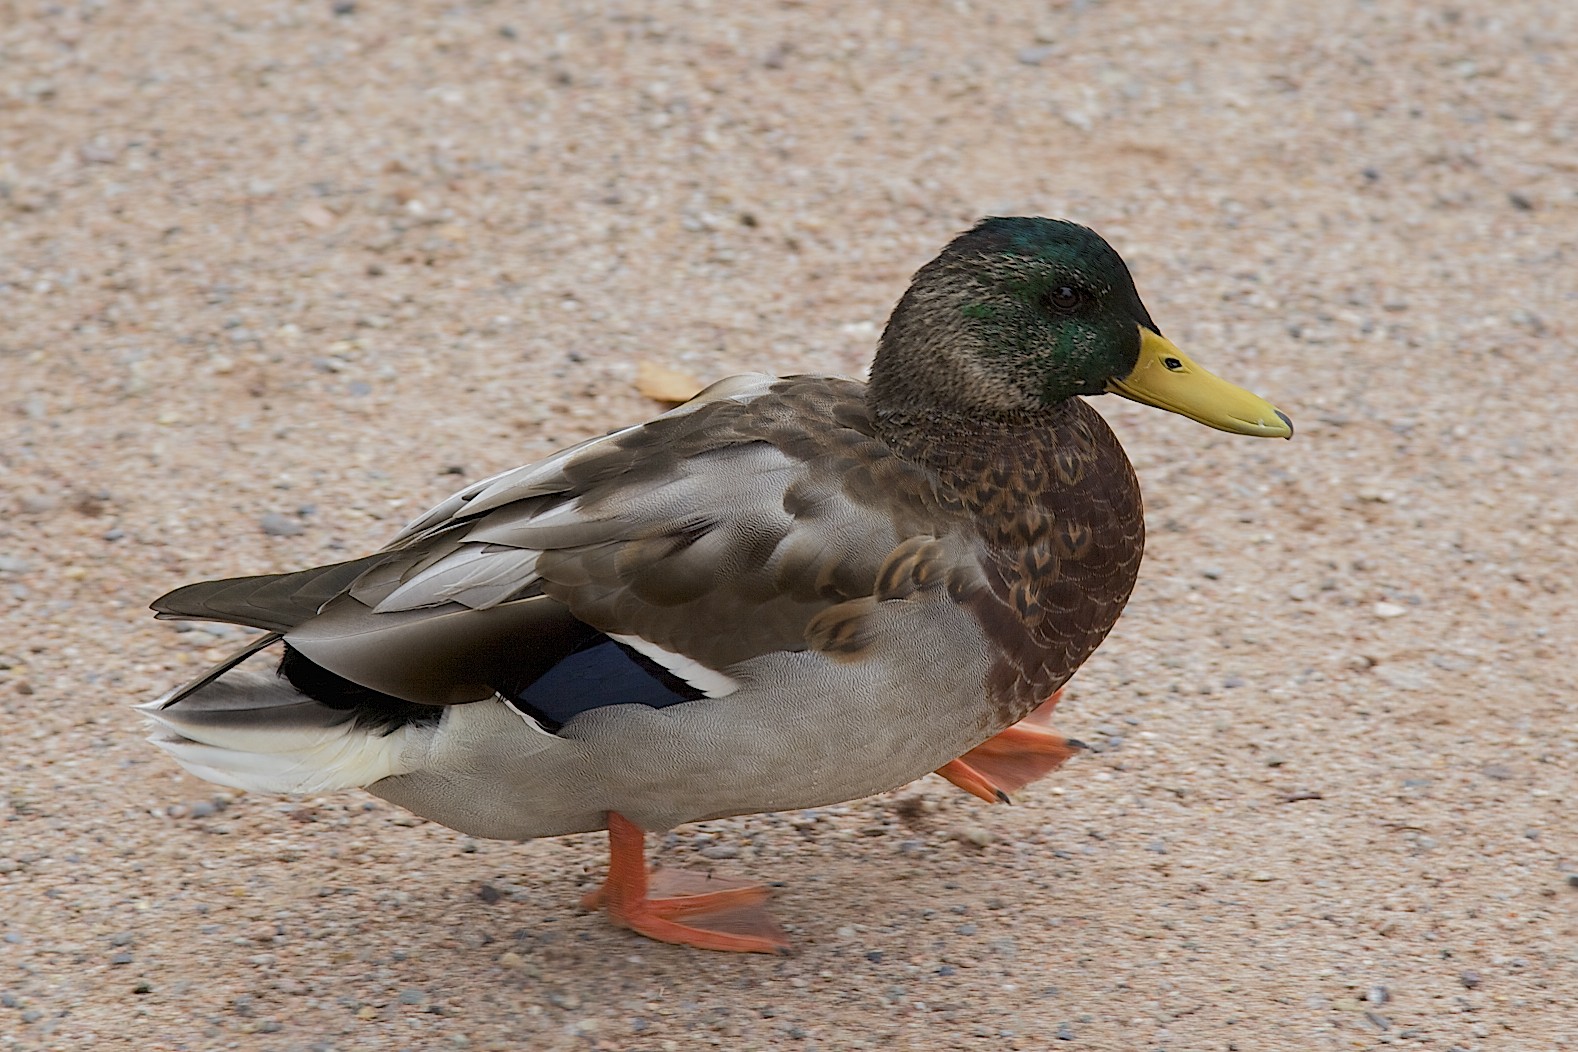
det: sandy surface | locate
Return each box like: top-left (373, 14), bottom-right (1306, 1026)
top-left (2, 1), bottom-right (1575, 1049)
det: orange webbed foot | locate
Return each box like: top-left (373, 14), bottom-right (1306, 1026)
top-left (937, 689), bottom-right (1083, 804)
top-left (581, 813), bottom-right (791, 954)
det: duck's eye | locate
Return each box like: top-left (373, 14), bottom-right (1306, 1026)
top-left (1163, 357), bottom-right (1184, 371)
top-left (1045, 285), bottom-right (1083, 312)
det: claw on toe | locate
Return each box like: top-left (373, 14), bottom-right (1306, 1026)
top-left (937, 689), bottom-right (1082, 803)
top-left (936, 757), bottom-right (1011, 804)
top-left (582, 812), bottom-right (791, 954)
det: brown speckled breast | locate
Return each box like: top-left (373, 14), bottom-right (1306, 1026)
top-left (882, 399), bottom-right (1145, 725)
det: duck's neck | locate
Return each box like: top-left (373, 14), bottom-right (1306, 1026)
top-left (864, 276), bottom-right (1096, 422)
top-left (868, 396), bottom-right (1088, 492)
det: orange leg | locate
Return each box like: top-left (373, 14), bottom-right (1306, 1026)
top-left (936, 689), bottom-right (1083, 804)
top-left (580, 812), bottom-right (790, 954)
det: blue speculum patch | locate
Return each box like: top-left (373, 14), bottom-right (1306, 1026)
top-left (510, 637), bottom-right (702, 731)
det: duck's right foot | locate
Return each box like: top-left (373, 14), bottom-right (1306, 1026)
top-left (581, 812), bottom-right (791, 954)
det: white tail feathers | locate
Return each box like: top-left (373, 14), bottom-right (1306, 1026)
top-left (137, 672), bottom-right (426, 795)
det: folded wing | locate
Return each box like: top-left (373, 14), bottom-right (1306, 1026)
top-left (154, 374), bottom-right (974, 717)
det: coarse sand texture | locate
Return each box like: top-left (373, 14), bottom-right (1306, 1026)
top-left (1, 2), bottom-right (1574, 1050)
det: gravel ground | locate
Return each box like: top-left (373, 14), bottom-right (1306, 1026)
top-left (2, 1), bottom-right (1575, 1049)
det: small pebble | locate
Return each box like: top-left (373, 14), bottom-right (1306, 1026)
top-left (398, 989), bottom-right (426, 1005)
top-left (953, 826), bottom-right (996, 848)
top-left (699, 844), bottom-right (739, 860)
top-left (259, 513), bottom-right (305, 537)
top-left (476, 884), bottom-right (502, 904)
top-left (1367, 985), bottom-right (1390, 1005)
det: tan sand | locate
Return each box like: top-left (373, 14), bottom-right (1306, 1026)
top-left (1, 1), bottom-right (1573, 1049)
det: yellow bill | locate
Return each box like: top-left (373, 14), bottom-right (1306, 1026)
top-left (1107, 328), bottom-right (1293, 438)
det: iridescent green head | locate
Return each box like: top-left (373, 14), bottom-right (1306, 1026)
top-left (869, 217), bottom-right (1291, 438)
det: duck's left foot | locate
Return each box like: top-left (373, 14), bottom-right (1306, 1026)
top-left (937, 689), bottom-right (1083, 804)
top-left (581, 812), bottom-right (791, 954)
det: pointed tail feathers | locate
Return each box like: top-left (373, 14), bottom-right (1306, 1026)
top-left (138, 670), bottom-right (425, 795)
top-left (151, 554), bottom-right (389, 632)
top-left (152, 632), bottom-right (282, 710)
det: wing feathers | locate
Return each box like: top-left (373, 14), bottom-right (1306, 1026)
top-left (157, 374), bottom-right (973, 715)
top-left (152, 555), bottom-right (390, 631)
top-left (372, 547), bottom-right (542, 613)
top-left (607, 633), bottom-right (739, 698)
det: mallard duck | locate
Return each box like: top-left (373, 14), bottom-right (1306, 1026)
top-left (141, 217), bottom-right (1290, 954)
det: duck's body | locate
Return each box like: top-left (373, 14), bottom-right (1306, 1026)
top-left (150, 377), bottom-right (1138, 837)
top-left (143, 218), bottom-right (1288, 952)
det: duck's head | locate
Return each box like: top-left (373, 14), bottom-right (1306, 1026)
top-left (869, 216), bottom-right (1292, 438)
